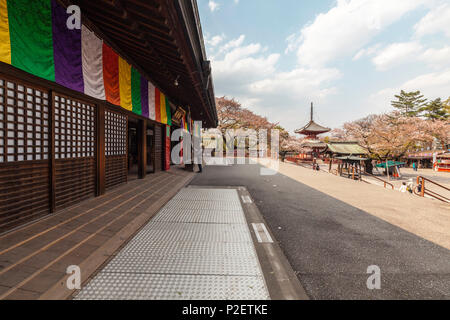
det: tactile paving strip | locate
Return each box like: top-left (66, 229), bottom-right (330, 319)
top-left (173, 189), bottom-right (240, 201)
top-left (75, 188), bottom-right (269, 300)
top-left (153, 208), bottom-right (246, 224)
top-left (75, 273), bottom-right (269, 300)
top-left (165, 199), bottom-right (243, 211)
top-left (102, 254), bottom-right (260, 275)
top-left (134, 222), bottom-right (252, 243)
top-left (118, 241), bottom-right (256, 257)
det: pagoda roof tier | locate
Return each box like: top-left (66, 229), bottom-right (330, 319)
top-left (295, 120), bottom-right (331, 135)
top-left (301, 139), bottom-right (328, 149)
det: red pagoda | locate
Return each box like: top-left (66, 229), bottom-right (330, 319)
top-left (295, 103), bottom-right (331, 161)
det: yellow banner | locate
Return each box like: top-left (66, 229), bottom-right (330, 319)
top-left (0, 0), bottom-right (11, 64)
top-left (118, 57), bottom-right (132, 111)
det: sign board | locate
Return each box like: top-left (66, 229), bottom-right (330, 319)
top-left (171, 107), bottom-right (186, 126)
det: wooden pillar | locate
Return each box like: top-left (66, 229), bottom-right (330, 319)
top-left (138, 119), bottom-right (147, 179)
top-left (96, 104), bottom-right (105, 196)
top-left (360, 163), bottom-right (362, 181)
top-left (49, 91), bottom-right (56, 213)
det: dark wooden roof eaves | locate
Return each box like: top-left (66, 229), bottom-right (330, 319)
top-left (300, 140), bottom-right (328, 148)
top-left (65, 0), bottom-right (217, 127)
top-left (295, 120), bottom-right (331, 134)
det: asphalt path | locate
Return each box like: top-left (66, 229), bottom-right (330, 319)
top-left (190, 163), bottom-right (450, 300)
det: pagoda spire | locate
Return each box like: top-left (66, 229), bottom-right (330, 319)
top-left (295, 102), bottom-right (331, 136)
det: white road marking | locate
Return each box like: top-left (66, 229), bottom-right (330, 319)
top-left (252, 223), bottom-right (274, 243)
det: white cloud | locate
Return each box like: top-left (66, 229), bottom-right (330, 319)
top-left (353, 44), bottom-right (382, 61)
top-left (370, 68), bottom-right (450, 113)
top-left (414, 3), bottom-right (450, 38)
top-left (354, 41), bottom-right (450, 71)
top-left (420, 46), bottom-right (450, 68)
top-left (206, 34), bottom-right (225, 47)
top-left (208, 1), bottom-right (220, 12)
top-left (249, 68), bottom-right (341, 98)
top-left (371, 42), bottom-right (423, 71)
top-left (210, 35), bottom-right (341, 132)
top-left (287, 0), bottom-right (427, 67)
top-left (213, 42), bottom-right (280, 87)
top-left (211, 35), bottom-right (246, 57)
top-left (285, 33), bottom-right (302, 55)
top-left (400, 69), bottom-right (450, 96)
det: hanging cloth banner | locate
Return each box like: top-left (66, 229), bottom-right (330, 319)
top-left (165, 96), bottom-right (172, 126)
top-left (186, 110), bottom-right (191, 133)
top-left (118, 56), bottom-right (132, 111)
top-left (6, 0), bottom-right (55, 81)
top-left (165, 125), bottom-right (171, 171)
top-left (0, 0), bottom-right (11, 65)
top-left (52, 0), bottom-right (83, 92)
top-left (81, 25), bottom-right (105, 100)
top-left (0, 0), bottom-right (178, 127)
top-left (155, 87), bottom-right (161, 123)
top-left (102, 43), bottom-right (120, 105)
top-left (160, 91), bottom-right (167, 124)
top-left (182, 114), bottom-right (188, 131)
top-left (140, 76), bottom-right (148, 118)
top-left (148, 82), bottom-right (156, 121)
top-left (131, 67), bottom-right (141, 115)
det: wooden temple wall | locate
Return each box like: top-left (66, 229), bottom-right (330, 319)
top-left (0, 69), bottom-right (172, 234)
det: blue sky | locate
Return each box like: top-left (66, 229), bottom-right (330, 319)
top-left (198, 0), bottom-right (450, 133)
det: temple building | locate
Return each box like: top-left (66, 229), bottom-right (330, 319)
top-left (294, 103), bottom-right (331, 161)
top-left (0, 0), bottom-right (217, 233)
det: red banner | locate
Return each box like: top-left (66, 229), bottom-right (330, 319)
top-left (165, 125), bottom-right (171, 171)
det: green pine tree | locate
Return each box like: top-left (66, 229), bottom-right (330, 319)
top-left (444, 97), bottom-right (450, 117)
top-left (419, 98), bottom-right (449, 120)
top-left (391, 90), bottom-right (427, 117)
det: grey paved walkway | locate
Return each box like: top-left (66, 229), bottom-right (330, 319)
top-left (75, 188), bottom-right (270, 300)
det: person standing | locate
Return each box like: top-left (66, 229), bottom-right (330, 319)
top-left (194, 144), bottom-right (204, 173)
top-left (193, 134), bottom-right (203, 173)
top-left (407, 178), bottom-right (414, 194)
top-left (399, 182), bottom-right (407, 193)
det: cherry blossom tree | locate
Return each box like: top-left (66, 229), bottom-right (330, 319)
top-left (216, 97), bottom-right (305, 158)
top-left (331, 111), bottom-right (450, 160)
top-left (216, 96), bottom-right (274, 132)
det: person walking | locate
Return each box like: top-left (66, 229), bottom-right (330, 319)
top-left (412, 162), bottom-right (417, 172)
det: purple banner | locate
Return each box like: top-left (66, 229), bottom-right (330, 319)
top-left (52, 0), bottom-right (84, 92)
top-left (141, 76), bottom-right (149, 118)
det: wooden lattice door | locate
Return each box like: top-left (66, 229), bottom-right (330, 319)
top-left (0, 76), bottom-right (51, 233)
top-left (105, 109), bottom-right (127, 190)
top-left (53, 93), bottom-right (96, 210)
